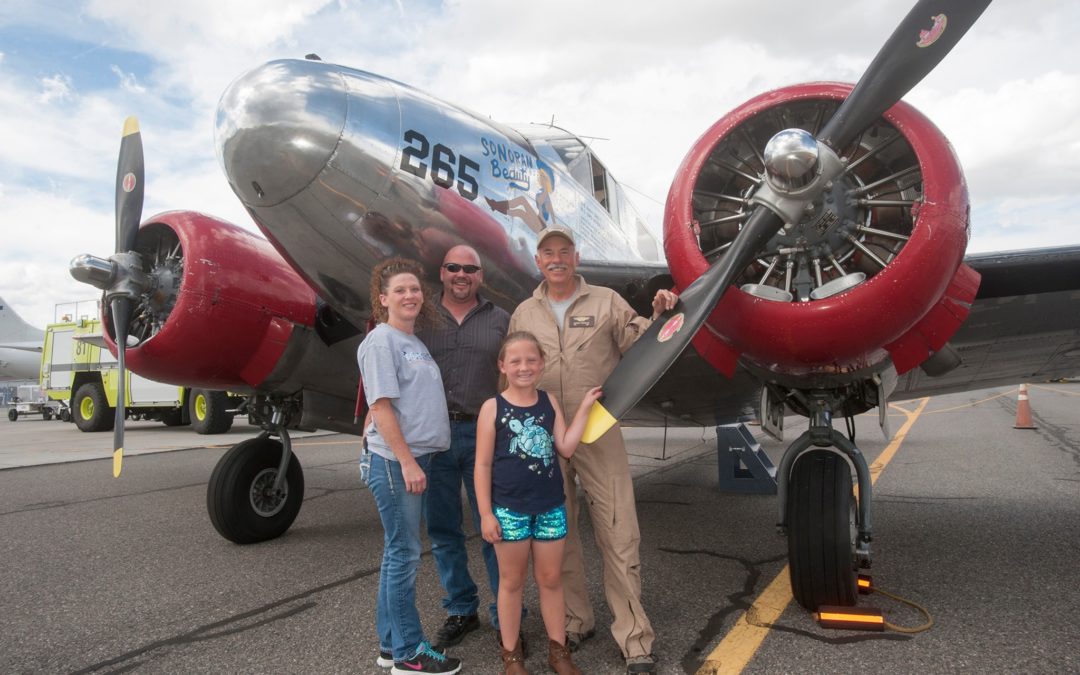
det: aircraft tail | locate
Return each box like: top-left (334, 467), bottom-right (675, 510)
top-left (0, 297), bottom-right (45, 343)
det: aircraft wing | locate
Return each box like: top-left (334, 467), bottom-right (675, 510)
top-left (0, 342), bottom-right (42, 353)
top-left (894, 244), bottom-right (1080, 398)
top-left (581, 244), bottom-right (1080, 427)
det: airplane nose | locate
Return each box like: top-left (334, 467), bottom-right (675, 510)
top-left (216, 59), bottom-right (348, 208)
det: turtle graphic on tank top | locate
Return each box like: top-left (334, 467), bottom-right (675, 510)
top-left (507, 415), bottom-right (554, 468)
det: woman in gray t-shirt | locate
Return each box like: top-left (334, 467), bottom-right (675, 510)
top-left (357, 257), bottom-right (458, 674)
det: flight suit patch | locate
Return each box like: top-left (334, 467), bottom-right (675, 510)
top-left (569, 315), bottom-right (595, 328)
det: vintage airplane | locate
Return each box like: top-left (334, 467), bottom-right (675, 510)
top-left (0, 297), bottom-right (45, 383)
top-left (69, 0), bottom-right (1080, 613)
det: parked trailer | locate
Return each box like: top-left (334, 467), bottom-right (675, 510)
top-left (6, 384), bottom-right (62, 421)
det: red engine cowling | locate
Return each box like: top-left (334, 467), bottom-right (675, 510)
top-left (664, 83), bottom-right (980, 382)
top-left (102, 211), bottom-right (317, 390)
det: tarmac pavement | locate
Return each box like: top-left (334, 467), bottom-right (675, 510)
top-left (1, 384), bottom-right (1077, 673)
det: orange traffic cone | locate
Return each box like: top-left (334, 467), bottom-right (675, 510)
top-left (1013, 384), bottom-right (1036, 429)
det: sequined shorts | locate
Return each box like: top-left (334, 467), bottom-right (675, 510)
top-left (493, 503), bottom-right (567, 542)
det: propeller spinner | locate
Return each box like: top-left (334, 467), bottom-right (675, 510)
top-left (582, 0), bottom-right (992, 443)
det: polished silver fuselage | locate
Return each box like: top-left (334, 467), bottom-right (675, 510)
top-left (215, 58), bottom-right (659, 325)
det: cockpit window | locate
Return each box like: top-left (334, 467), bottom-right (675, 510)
top-left (547, 136), bottom-right (586, 166)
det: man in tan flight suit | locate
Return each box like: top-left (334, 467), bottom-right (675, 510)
top-left (508, 226), bottom-right (677, 675)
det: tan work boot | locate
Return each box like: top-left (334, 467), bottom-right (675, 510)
top-left (547, 638), bottom-right (582, 675)
top-left (500, 639), bottom-right (529, 674)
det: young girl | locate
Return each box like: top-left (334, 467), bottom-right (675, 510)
top-left (357, 257), bottom-right (461, 675)
top-left (474, 332), bottom-right (602, 675)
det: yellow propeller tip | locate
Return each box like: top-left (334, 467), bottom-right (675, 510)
top-left (112, 448), bottom-right (124, 478)
top-left (122, 117), bottom-right (140, 137)
top-left (582, 402), bottom-right (617, 444)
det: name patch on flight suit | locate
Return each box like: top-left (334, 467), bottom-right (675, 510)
top-left (569, 315), bottom-right (595, 328)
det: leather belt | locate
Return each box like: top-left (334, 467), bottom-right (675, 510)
top-left (447, 411), bottom-right (477, 422)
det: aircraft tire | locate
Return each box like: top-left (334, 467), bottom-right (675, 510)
top-left (43, 408), bottom-right (54, 421)
top-left (207, 437), bottom-right (304, 544)
top-left (787, 450), bottom-right (858, 611)
top-left (8, 408), bottom-right (17, 421)
top-left (73, 382), bottom-right (115, 432)
top-left (191, 389), bottom-right (233, 434)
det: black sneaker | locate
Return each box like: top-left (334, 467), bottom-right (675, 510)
top-left (434, 613), bottom-right (479, 648)
top-left (377, 649), bottom-right (393, 668)
top-left (566, 629), bottom-right (595, 652)
top-left (626, 654), bottom-right (658, 673)
top-left (391, 641), bottom-right (461, 675)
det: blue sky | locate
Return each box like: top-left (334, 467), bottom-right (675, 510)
top-left (2, 0), bottom-right (1078, 328)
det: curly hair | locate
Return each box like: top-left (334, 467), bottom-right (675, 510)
top-left (369, 257), bottom-right (435, 325)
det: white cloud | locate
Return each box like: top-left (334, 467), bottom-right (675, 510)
top-left (110, 64), bottom-right (146, 93)
top-left (1, 0), bottom-right (1079, 326)
top-left (39, 73), bottom-right (74, 103)
top-left (0, 185), bottom-right (113, 328)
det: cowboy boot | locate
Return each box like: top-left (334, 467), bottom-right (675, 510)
top-left (547, 638), bottom-right (582, 675)
top-left (500, 639), bottom-right (529, 675)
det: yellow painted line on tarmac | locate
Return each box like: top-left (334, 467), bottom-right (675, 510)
top-left (695, 397), bottom-right (930, 675)
top-left (869, 397), bottom-right (929, 484)
top-left (920, 388), bottom-right (1016, 415)
top-left (1029, 383), bottom-right (1080, 397)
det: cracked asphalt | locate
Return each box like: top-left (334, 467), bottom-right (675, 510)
top-left (1, 383), bottom-right (1077, 673)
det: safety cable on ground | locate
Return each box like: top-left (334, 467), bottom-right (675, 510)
top-left (815, 577), bottom-right (934, 633)
top-left (871, 585), bottom-right (934, 633)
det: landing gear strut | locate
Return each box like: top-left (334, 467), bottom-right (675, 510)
top-left (207, 397), bottom-right (305, 544)
top-left (777, 396), bottom-right (873, 611)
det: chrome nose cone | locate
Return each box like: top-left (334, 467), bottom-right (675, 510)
top-left (216, 59), bottom-right (348, 207)
top-left (764, 128), bottom-right (819, 190)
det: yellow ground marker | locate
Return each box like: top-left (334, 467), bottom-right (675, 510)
top-left (696, 397), bottom-right (929, 674)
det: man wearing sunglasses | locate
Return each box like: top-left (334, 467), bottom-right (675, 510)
top-left (416, 245), bottom-right (511, 652)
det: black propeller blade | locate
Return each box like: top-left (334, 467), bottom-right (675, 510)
top-left (108, 116), bottom-right (145, 477)
top-left (582, 0), bottom-right (992, 443)
top-left (116, 117), bottom-right (144, 254)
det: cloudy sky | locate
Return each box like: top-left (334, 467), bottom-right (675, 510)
top-left (1, 0), bottom-right (1077, 328)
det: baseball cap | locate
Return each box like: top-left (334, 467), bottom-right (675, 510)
top-left (536, 226), bottom-right (576, 249)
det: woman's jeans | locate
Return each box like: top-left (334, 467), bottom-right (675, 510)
top-left (367, 451), bottom-right (432, 661)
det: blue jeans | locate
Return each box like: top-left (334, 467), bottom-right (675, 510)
top-left (368, 452), bottom-right (432, 661)
top-left (425, 420), bottom-right (502, 624)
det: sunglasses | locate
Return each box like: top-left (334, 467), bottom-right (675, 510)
top-left (442, 263), bottom-right (481, 274)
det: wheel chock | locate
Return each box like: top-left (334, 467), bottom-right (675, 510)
top-left (814, 605), bottom-right (885, 631)
top-left (857, 573), bottom-right (873, 594)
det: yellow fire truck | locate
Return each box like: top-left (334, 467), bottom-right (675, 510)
top-left (40, 318), bottom-right (240, 434)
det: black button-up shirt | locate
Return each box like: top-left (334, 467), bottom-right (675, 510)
top-left (417, 292), bottom-right (509, 415)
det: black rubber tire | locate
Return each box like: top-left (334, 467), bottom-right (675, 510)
top-left (73, 382), bottom-right (115, 432)
top-left (160, 408), bottom-right (187, 427)
top-left (787, 450), bottom-right (858, 611)
top-left (190, 389), bottom-right (233, 434)
top-left (207, 437), bottom-right (304, 544)
top-left (60, 408), bottom-right (72, 423)
top-left (43, 408), bottom-right (54, 421)
top-left (7, 408), bottom-right (17, 421)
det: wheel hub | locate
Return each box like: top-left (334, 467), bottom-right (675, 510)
top-left (249, 468), bottom-right (288, 517)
